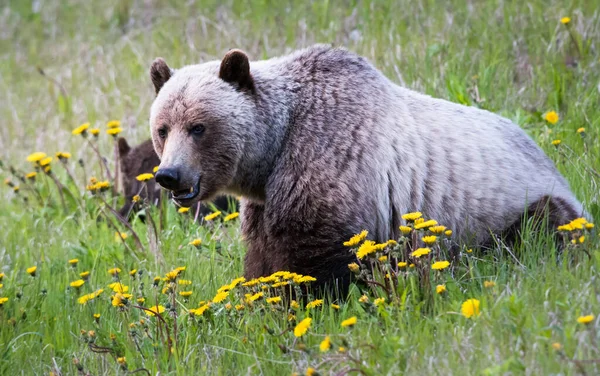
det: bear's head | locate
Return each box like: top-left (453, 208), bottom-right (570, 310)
top-left (149, 50), bottom-right (256, 208)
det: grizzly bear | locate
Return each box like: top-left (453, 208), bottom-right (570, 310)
top-left (116, 137), bottom-right (235, 221)
top-left (148, 45), bottom-right (585, 288)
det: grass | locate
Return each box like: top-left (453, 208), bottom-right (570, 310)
top-left (0, 0), bottom-right (599, 374)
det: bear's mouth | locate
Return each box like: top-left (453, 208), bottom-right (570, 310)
top-left (172, 177), bottom-right (201, 205)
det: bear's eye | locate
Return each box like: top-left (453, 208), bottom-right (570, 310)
top-left (190, 124), bottom-right (205, 136)
top-left (157, 127), bottom-right (168, 139)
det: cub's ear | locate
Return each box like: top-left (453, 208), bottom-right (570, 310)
top-left (150, 58), bottom-right (173, 94)
top-left (117, 137), bottom-right (131, 157)
top-left (219, 49), bottom-right (255, 93)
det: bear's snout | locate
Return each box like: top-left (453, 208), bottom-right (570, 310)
top-left (155, 168), bottom-right (180, 191)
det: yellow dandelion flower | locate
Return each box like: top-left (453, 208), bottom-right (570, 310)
top-left (293, 317), bottom-right (312, 337)
top-left (422, 235), bottom-right (437, 245)
top-left (343, 230), bottom-right (368, 246)
top-left (27, 266), bottom-right (37, 276)
top-left (399, 225), bottom-right (412, 235)
top-left (577, 314), bottom-right (595, 324)
top-left (108, 282), bottom-right (129, 294)
top-left (137, 297), bottom-right (145, 304)
top-left (402, 212), bottom-right (422, 221)
top-left (306, 367), bottom-right (316, 376)
top-left (411, 247), bottom-right (431, 258)
top-left (25, 172), bottom-right (37, 179)
top-left (414, 219), bottom-right (438, 230)
top-left (70, 279), bottom-right (85, 289)
top-left (178, 207), bottom-right (190, 213)
top-left (89, 128), bottom-right (100, 136)
top-left (235, 304), bottom-right (245, 311)
top-left (444, 229), bottom-right (453, 236)
top-left (577, 127), bottom-right (585, 134)
top-left (461, 298), bottom-right (481, 318)
top-left (204, 211), bottom-right (222, 221)
top-left (117, 356), bottom-right (126, 365)
top-left (431, 260), bottom-right (450, 270)
top-left (291, 300), bottom-right (300, 309)
top-left (107, 120), bottom-right (121, 129)
top-left (306, 299), bottom-right (324, 309)
top-left (26, 152), bottom-right (47, 163)
top-left (338, 347), bottom-right (346, 352)
top-left (80, 271), bottom-right (90, 279)
top-left (224, 212), bottom-right (239, 222)
top-left (374, 297), bottom-right (385, 306)
top-left (189, 238), bottom-right (202, 247)
top-left (129, 269), bottom-right (137, 277)
top-left (178, 279), bottom-right (192, 285)
top-left (320, 336), bottom-right (331, 352)
top-left (551, 139), bottom-right (561, 146)
top-left (68, 258), bottom-right (79, 265)
top-left (266, 296), bottom-right (282, 304)
top-left (108, 267), bottom-right (121, 276)
top-left (560, 16), bottom-right (571, 24)
top-left (136, 173), bottom-right (154, 182)
top-left (544, 111), bottom-right (559, 125)
top-left (578, 236), bottom-right (585, 243)
top-left (176, 291), bottom-right (191, 298)
top-left (39, 156), bottom-right (52, 167)
top-left (436, 284), bottom-right (446, 294)
top-left (331, 303), bottom-right (340, 310)
top-left (213, 291), bottom-right (229, 303)
top-left (106, 127), bottom-right (123, 136)
top-left (552, 342), bottom-right (562, 351)
top-left (348, 263), bottom-right (360, 272)
top-left (358, 295), bottom-right (369, 303)
top-left (378, 255), bottom-right (388, 262)
top-left (144, 305), bottom-right (165, 316)
top-left (56, 152), bottom-right (71, 160)
top-left (356, 240), bottom-right (377, 259)
top-left (296, 275), bottom-right (317, 284)
top-left (0, 297), bottom-right (9, 305)
top-left (0, 273), bottom-right (4, 281)
top-left (466, 248), bottom-right (473, 253)
top-left (114, 232), bottom-right (127, 241)
top-left (398, 261), bottom-right (408, 268)
top-left (429, 225), bottom-right (447, 234)
top-left (484, 281), bottom-right (496, 288)
top-left (153, 166), bottom-right (159, 173)
top-left (111, 293), bottom-right (132, 307)
top-left (242, 278), bottom-right (260, 287)
top-left (341, 316), bottom-right (357, 327)
top-left (72, 123), bottom-right (90, 135)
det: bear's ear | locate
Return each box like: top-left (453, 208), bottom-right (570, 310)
top-left (117, 137), bottom-right (131, 157)
top-left (150, 58), bottom-right (172, 94)
top-left (219, 49), bottom-right (255, 93)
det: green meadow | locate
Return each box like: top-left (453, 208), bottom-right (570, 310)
top-left (0, 0), bottom-right (599, 374)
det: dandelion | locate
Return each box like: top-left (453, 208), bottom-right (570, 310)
top-left (108, 267), bottom-right (121, 276)
top-left (466, 248), bottom-right (473, 253)
top-left (235, 304), bottom-right (245, 311)
top-left (26, 152), bottom-right (47, 163)
top-left (431, 261), bottom-right (450, 270)
top-left (204, 211), bottom-right (222, 221)
top-left (411, 247), bottom-right (431, 258)
top-left (551, 139), bottom-right (561, 146)
top-left (374, 297), bottom-right (385, 306)
top-left (436, 284), bottom-right (446, 294)
top-left (80, 271), bottom-right (90, 280)
top-left (331, 303), bottom-right (340, 310)
top-left (577, 127), bottom-right (585, 134)
top-left (461, 298), bottom-right (481, 318)
top-left (137, 297), bottom-right (145, 304)
top-left (246, 292), bottom-right (264, 303)
top-left (296, 275), bottom-right (317, 284)
top-left (68, 259), bottom-right (79, 267)
top-left (0, 297), bottom-right (9, 306)
top-left (72, 123), bottom-right (90, 136)
top-left (341, 316), bottom-right (357, 327)
top-left (560, 17), bottom-right (571, 25)
top-left (117, 357), bottom-right (126, 365)
top-left (266, 296), bottom-right (282, 304)
top-left (444, 229), bottom-right (453, 236)
top-left (136, 173), bottom-right (154, 182)
top-left (111, 293), bottom-right (132, 307)
top-left (70, 280), bottom-right (85, 289)
top-left (212, 291), bottom-right (229, 303)
top-left (429, 225), bottom-right (447, 234)
top-left (189, 238), bottom-right (202, 247)
top-left (25, 172), bottom-right (37, 180)
top-left (402, 212), bottom-right (422, 221)
top-left (56, 152), bottom-right (71, 160)
top-left (224, 212), bottom-right (239, 221)
top-left (89, 128), bottom-right (100, 136)
top-left (114, 232), bottom-right (127, 241)
top-left (399, 225), bottom-right (412, 235)
top-left (348, 263), bottom-right (360, 272)
top-left (414, 219), bottom-right (438, 230)
top-left (27, 266), bottom-right (37, 277)
top-left (356, 240), bottom-right (377, 259)
top-left (585, 223), bottom-right (594, 230)
top-left (484, 281), bottom-right (496, 288)
top-left (0, 273), bottom-right (4, 282)
top-left (578, 236), bottom-right (585, 243)
top-left (291, 300), bottom-right (300, 309)
top-left (129, 269), bottom-right (137, 277)
top-left (398, 261), bottom-right (408, 268)
top-left (544, 111), bottom-right (559, 125)
top-left (178, 207), bottom-right (190, 213)
top-left (358, 295), bottom-right (369, 303)
top-left (132, 195), bottom-right (141, 203)
top-left (146, 305), bottom-right (166, 317)
top-left (320, 336), bottom-right (331, 352)
top-left (552, 342), bottom-right (562, 351)
top-left (153, 166), bottom-right (159, 173)
top-left (577, 314), bottom-right (595, 325)
top-left (107, 120), bottom-right (121, 129)
top-left (306, 299), bottom-right (324, 309)
top-left (306, 367), bottom-right (317, 376)
top-left (343, 230), bottom-right (368, 246)
top-left (378, 255), bottom-right (388, 262)
top-left (422, 235), bottom-right (437, 244)
top-left (108, 282), bottom-right (129, 293)
top-left (106, 128), bottom-right (123, 137)
top-left (294, 317), bottom-right (312, 337)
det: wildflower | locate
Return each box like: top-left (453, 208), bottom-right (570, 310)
top-left (444, 229), bottom-right (453, 236)
top-left (398, 261), bottom-right (408, 268)
top-left (320, 336), bottom-right (331, 352)
top-left (153, 166), bottom-right (159, 173)
top-left (225, 303), bottom-right (232, 310)
top-left (378, 255), bottom-right (388, 262)
top-left (431, 260), bottom-right (450, 270)
top-left (338, 347), bottom-right (346, 352)
top-left (189, 238), bottom-right (202, 247)
top-left (72, 123), bottom-right (90, 135)
top-left (178, 279), bottom-right (193, 286)
top-left (77, 289), bottom-right (103, 305)
top-left (291, 300), bottom-right (300, 309)
top-left (56, 152), bottom-right (71, 160)
top-left (414, 219), bottom-right (438, 230)
top-left (212, 291), bottom-right (229, 303)
top-left (399, 225), bottom-right (412, 235)
top-left (551, 139), bottom-right (561, 146)
top-left (272, 281), bottom-right (289, 288)
top-left (374, 297), bottom-right (385, 306)
top-left (224, 212), bottom-right (240, 221)
top-left (343, 230), bottom-right (368, 246)
top-left (111, 293), bottom-right (132, 307)
top-left (242, 278), bottom-right (260, 287)
top-left (560, 17), bottom-right (571, 24)
top-left (294, 317), bottom-right (312, 337)
top-left (411, 248), bottom-right (431, 258)
top-left (306, 367), bottom-right (317, 376)
top-left (204, 211), bottom-right (222, 221)
top-left (578, 236), bottom-right (585, 243)
top-left (25, 172), bottom-right (37, 180)
top-left (422, 235), bottom-right (437, 245)
top-left (26, 152), bottom-right (47, 163)
top-left (436, 284), bottom-right (446, 294)
top-left (429, 225), bottom-right (447, 234)
top-left (132, 195), bottom-right (141, 203)
top-left (341, 316), bottom-right (357, 327)
top-left (137, 297), bottom-right (145, 304)
top-left (552, 342), bottom-right (562, 350)
top-left (402, 212), bottom-right (422, 221)
top-left (484, 281), bottom-right (496, 288)
top-left (356, 240), bottom-right (377, 259)
top-left (466, 248), bottom-right (473, 253)
top-left (108, 267), bottom-right (121, 276)
top-left (164, 270), bottom-right (180, 282)
top-left (461, 299), bottom-right (481, 318)
top-left (0, 273), bottom-right (3, 282)
top-left (358, 295), bottom-right (369, 303)
top-left (80, 271), bottom-right (90, 280)
top-left (136, 173), bottom-right (154, 182)
top-left (70, 280), bottom-right (85, 289)
top-left (27, 266), bottom-right (37, 277)
top-left (585, 223), bottom-right (594, 230)
top-left (190, 303), bottom-right (211, 316)
top-left (178, 207), bottom-right (190, 213)
top-left (544, 111), bottom-right (559, 125)
top-left (107, 120), bottom-right (121, 129)
top-left (68, 259), bottom-right (79, 266)
top-left (348, 263), bottom-right (360, 273)
top-left (146, 305), bottom-right (166, 317)
top-left (331, 303), bottom-right (340, 310)
top-left (108, 282), bottom-right (129, 293)
top-left (93, 313), bottom-right (101, 321)
top-left (0, 297), bottom-right (8, 306)
top-left (89, 128), bottom-right (100, 136)
top-left (296, 275), bottom-right (317, 284)
top-left (577, 314), bottom-right (595, 325)
top-left (245, 292), bottom-right (264, 302)
top-left (306, 299), bottom-right (324, 309)
top-left (106, 128), bottom-right (123, 136)
top-left (266, 296), bottom-right (282, 304)
top-left (235, 304), bottom-right (245, 311)
top-left (129, 269), bottom-right (137, 277)
top-left (577, 127), bottom-right (585, 134)
top-left (117, 357), bottom-right (126, 365)
top-left (114, 232), bottom-right (127, 241)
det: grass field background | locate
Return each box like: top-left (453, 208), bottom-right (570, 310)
top-left (0, 0), bottom-right (599, 374)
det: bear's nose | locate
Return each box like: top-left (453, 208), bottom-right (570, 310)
top-left (155, 168), bottom-right (180, 190)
